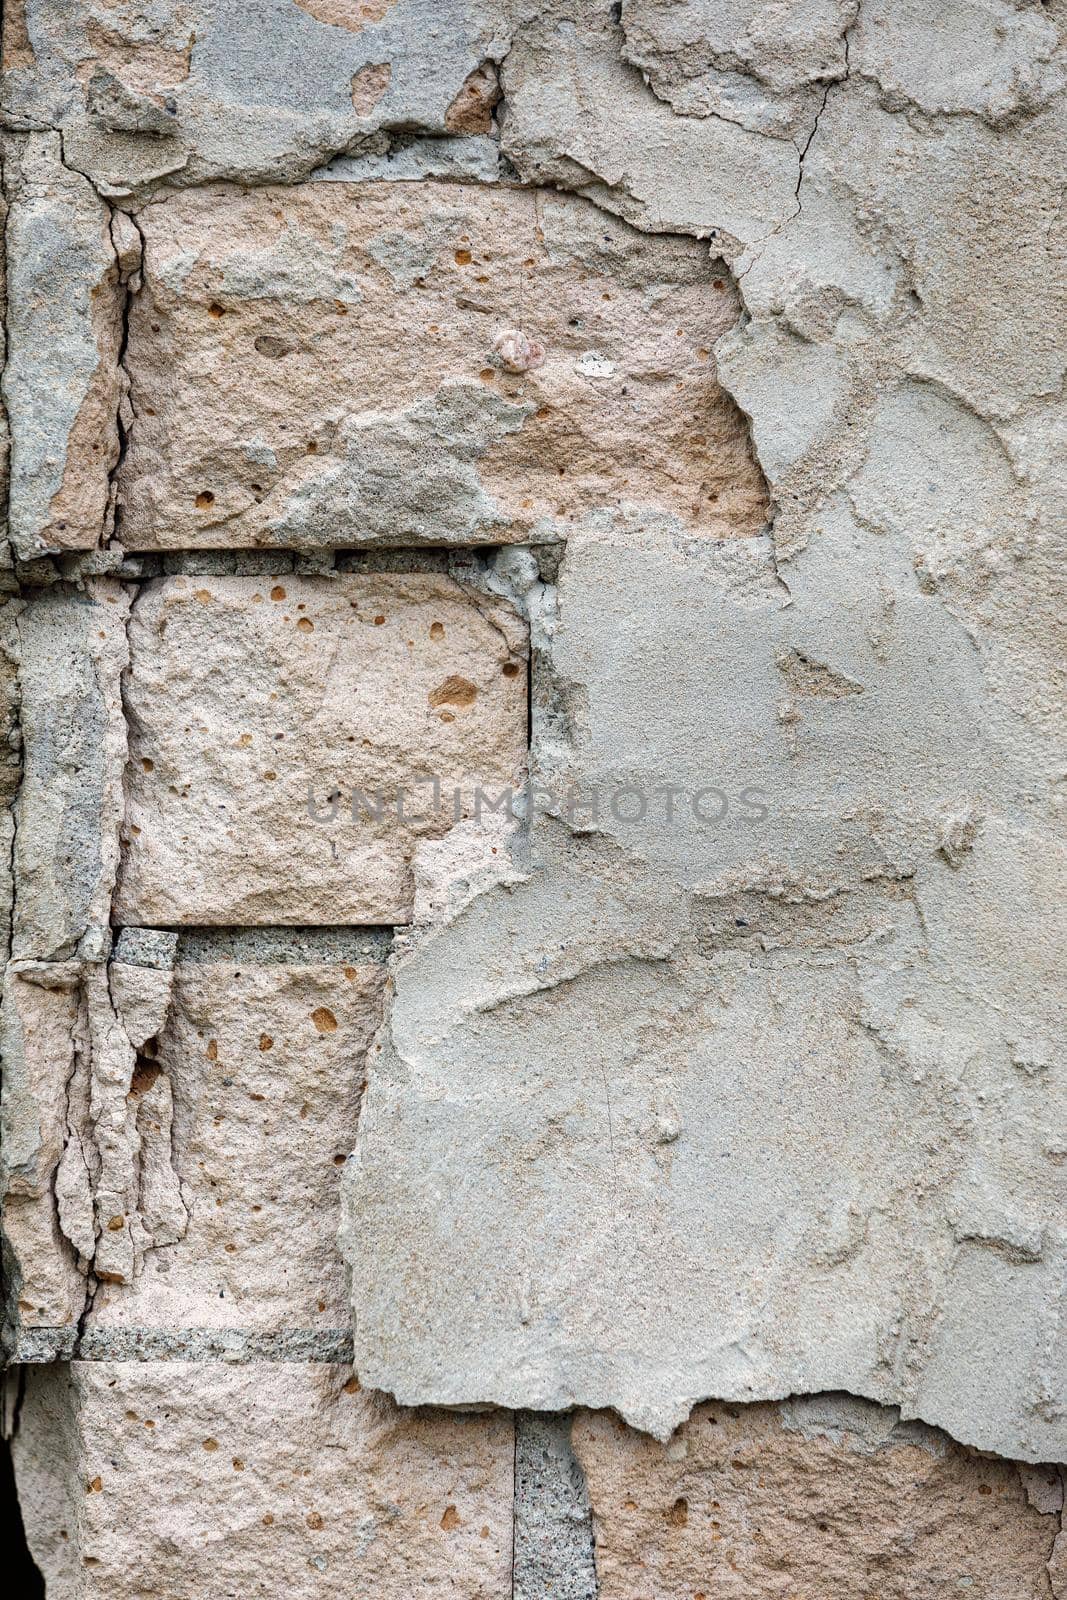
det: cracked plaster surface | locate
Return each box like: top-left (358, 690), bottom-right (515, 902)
top-left (0, 0), bottom-right (1063, 1559)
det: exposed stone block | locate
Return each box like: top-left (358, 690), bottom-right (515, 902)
top-left (1, 133), bottom-right (124, 558)
top-left (573, 1396), bottom-right (1063, 1599)
top-left (13, 1361), bottom-right (514, 1598)
top-left (87, 940), bottom-right (388, 1336)
top-left (114, 573), bottom-right (527, 925)
top-left (115, 181), bottom-right (767, 549)
top-left (0, 963), bottom-right (84, 1355)
top-left (13, 580), bottom-right (130, 962)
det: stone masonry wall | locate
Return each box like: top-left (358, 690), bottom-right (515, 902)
top-left (0, 2), bottom-right (1064, 1596)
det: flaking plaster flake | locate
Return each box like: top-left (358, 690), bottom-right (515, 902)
top-left (0, 0), bottom-right (511, 195)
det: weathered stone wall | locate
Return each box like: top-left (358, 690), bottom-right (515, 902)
top-left (0, 2), bottom-right (1064, 1595)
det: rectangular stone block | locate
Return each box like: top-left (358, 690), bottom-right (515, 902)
top-left (116, 180), bottom-right (767, 548)
top-left (87, 934), bottom-right (388, 1339)
top-left (113, 573), bottom-right (527, 926)
top-left (14, 1361), bottom-right (514, 1599)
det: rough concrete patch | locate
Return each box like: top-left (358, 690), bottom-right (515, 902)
top-left (514, 1413), bottom-right (597, 1600)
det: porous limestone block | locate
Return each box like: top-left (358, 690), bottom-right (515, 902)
top-left (0, 0), bottom-right (509, 194)
top-left (113, 573), bottom-right (527, 925)
top-left (572, 1396), bottom-right (1062, 1600)
top-left (1, 131), bottom-right (124, 557)
top-left (115, 181), bottom-right (767, 548)
top-left (87, 938), bottom-right (388, 1337)
top-left (13, 1361), bottom-right (514, 1599)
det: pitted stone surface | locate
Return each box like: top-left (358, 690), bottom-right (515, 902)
top-left (116, 180), bottom-right (767, 549)
top-left (114, 573), bottom-right (528, 925)
top-left (573, 1396), bottom-right (1063, 1599)
top-left (13, 1361), bottom-right (514, 1598)
top-left (87, 954), bottom-right (387, 1334)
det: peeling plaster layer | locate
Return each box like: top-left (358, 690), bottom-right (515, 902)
top-left (0, 0), bottom-right (511, 195)
top-left (342, 1), bottom-right (1067, 1463)
top-left (619, 0), bottom-right (857, 139)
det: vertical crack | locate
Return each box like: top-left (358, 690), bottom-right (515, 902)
top-left (794, 1), bottom-right (859, 212)
top-left (106, 207), bottom-right (144, 549)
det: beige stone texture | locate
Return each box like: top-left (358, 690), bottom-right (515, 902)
top-left (0, 963), bottom-right (84, 1347)
top-left (88, 953), bottom-right (387, 1334)
top-left (116, 181), bottom-right (767, 549)
top-left (572, 1398), bottom-right (1063, 1600)
top-left (445, 62), bottom-right (501, 134)
top-left (114, 573), bottom-right (527, 926)
top-left (14, 1361), bottom-right (514, 1598)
